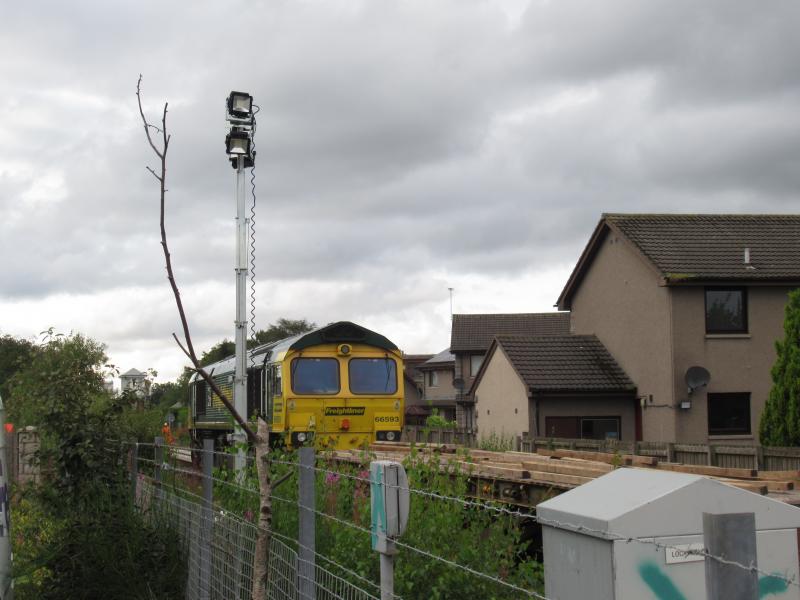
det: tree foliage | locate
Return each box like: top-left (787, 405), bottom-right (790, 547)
top-left (200, 339), bottom-right (235, 366)
top-left (759, 289), bottom-right (800, 446)
top-left (172, 318), bottom-right (316, 390)
top-left (9, 331), bottom-right (123, 496)
top-left (250, 318), bottom-right (316, 346)
top-left (10, 330), bottom-right (186, 599)
top-left (0, 334), bottom-right (36, 408)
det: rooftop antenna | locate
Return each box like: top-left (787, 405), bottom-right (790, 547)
top-left (448, 287), bottom-right (454, 321)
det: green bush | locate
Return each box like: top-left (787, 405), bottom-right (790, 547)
top-left (210, 445), bottom-right (543, 599)
top-left (424, 408), bottom-right (456, 430)
top-left (13, 483), bottom-right (185, 600)
top-left (9, 330), bottom-right (187, 599)
top-left (119, 403), bottom-right (167, 443)
top-left (478, 430), bottom-right (516, 452)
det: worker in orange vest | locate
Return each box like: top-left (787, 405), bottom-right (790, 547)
top-left (161, 421), bottom-right (174, 445)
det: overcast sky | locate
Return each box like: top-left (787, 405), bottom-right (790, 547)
top-left (1, 0), bottom-right (799, 382)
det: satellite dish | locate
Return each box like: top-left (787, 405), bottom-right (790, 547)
top-left (685, 366), bottom-right (711, 395)
top-left (452, 378), bottom-right (465, 392)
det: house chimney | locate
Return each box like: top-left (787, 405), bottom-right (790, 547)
top-left (744, 247), bottom-right (755, 269)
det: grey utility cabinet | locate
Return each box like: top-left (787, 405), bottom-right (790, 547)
top-left (538, 468), bottom-right (800, 600)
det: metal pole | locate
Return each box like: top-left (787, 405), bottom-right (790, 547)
top-left (131, 442), bottom-right (139, 503)
top-left (199, 438), bottom-right (214, 600)
top-left (380, 553), bottom-right (394, 600)
top-left (234, 153), bottom-right (249, 474)
top-left (0, 395), bottom-right (13, 600)
top-left (298, 447), bottom-right (316, 600)
top-left (154, 436), bottom-right (164, 501)
top-left (703, 512), bottom-right (758, 600)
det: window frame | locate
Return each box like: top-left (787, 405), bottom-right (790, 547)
top-left (348, 357), bottom-right (398, 395)
top-left (469, 354), bottom-right (484, 377)
top-left (579, 416), bottom-right (621, 441)
top-left (428, 370), bottom-right (439, 387)
top-left (704, 286), bottom-right (748, 334)
top-left (290, 357), bottom-right (341, 395)
top-left (707, 392), bottom-right (751, 436)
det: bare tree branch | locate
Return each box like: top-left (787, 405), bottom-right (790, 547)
top-left (145, 166), bottom-right (162, 182)
top-left (137, 76), bottom-right (257, 444)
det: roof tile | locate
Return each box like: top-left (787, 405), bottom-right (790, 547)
top-left (495, 335), bottom-right (634, 392)
top-left (451, 313), bottom-right (570, 352)
top-left (606, 214), bottom-right (800, 281)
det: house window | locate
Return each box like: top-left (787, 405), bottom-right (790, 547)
top-left (469, 354), bottom-right (484, 376)
top-left (705, 287), bottom-right (747, 333)
top-left (580, 417), bottom-right (621, 440)
top-left (428, 371), bottom-right (438, 387)
top-left (708, 392), bottom-right (751, 435)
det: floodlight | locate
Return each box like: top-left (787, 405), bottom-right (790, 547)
top-left (227, 91), bottom-right (253, 119)
top-left (225, 130), bottom-right (251, 156)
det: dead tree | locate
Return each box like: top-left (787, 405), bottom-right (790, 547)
top-left (136, 75), bottom-right (272, 600)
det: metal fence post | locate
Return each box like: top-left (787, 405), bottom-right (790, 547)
top-left (703, 512), bottom-right (758, 600)
top-left (199, 438), bottom-right (213, 600)
top-left (371, 461), bottom-right (410, 600)
top-left (298, 446), bottom-right (316, 600)
top-left (154, 436), bottom-right (164, 501)
top-left (131, 442), bottom-right (139, 503)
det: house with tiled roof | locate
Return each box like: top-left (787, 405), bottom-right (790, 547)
top-left (473, 335), bottom-right (636, 439)
top-left (449, 312), bottom-right (571, 429)
top-left (417, 349), bottom-right (457, 422)
top-left (402, 353), bottom-right (433, 425)
top-left (556, 213), bottom-right (800, 443)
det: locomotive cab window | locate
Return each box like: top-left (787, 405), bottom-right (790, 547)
top-left (349, 358), bottom-right (397, 394)
top-left (291, 358), bottom-right (340, 394)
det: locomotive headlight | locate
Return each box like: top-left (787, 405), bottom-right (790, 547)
top-left (386, 431), bottom-right (397, 441)
top-left (296, 432), bottom-right (307, 443)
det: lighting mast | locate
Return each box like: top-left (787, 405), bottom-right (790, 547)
top-left (225, 91), bottom-right (255, 473)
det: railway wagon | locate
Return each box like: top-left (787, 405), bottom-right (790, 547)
top-left (189, 321), bottom-right (404, 450)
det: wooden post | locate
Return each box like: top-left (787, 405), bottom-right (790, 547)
top-left (703, 512), bottom-right (758, 600)
top-left (708, 445), bottom-right (717, 467)
top-left (667, 442), bottom-right (676, 463)
top-left (755, 445), bottom-right (765, 471)
top-left (199, 439), bottom-right (213, 600)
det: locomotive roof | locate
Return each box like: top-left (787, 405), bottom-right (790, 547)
top-left (191, 321), bottom-right (398, 382)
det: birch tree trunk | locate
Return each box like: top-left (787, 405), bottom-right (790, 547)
top-left (137, 77), bottom-right (268, 598)
top-left (252, 418), bottom-right (272, 600)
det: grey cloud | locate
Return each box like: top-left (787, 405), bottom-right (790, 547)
top-left (2, 0), bottom-right (800, 374)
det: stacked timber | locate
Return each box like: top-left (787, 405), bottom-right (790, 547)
top-left (325, 442), bottom-right (800, 503)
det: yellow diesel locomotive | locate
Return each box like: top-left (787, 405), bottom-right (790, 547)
top-left (189, 321), bottom-right (404, 450)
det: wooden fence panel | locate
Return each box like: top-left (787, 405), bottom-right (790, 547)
top-left (405, 431), bottom-right (800, 472)
top-left (402, 426), bottom-right (476, 447)
top-left (673, 444), bottom-right (710, 466)
top-left (715, 446), bottom-right (758, 470)
top-left (762, 448), bottom-right (800, 472)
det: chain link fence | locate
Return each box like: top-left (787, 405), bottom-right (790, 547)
top-left (134, 476), bottom-right (380, 600)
